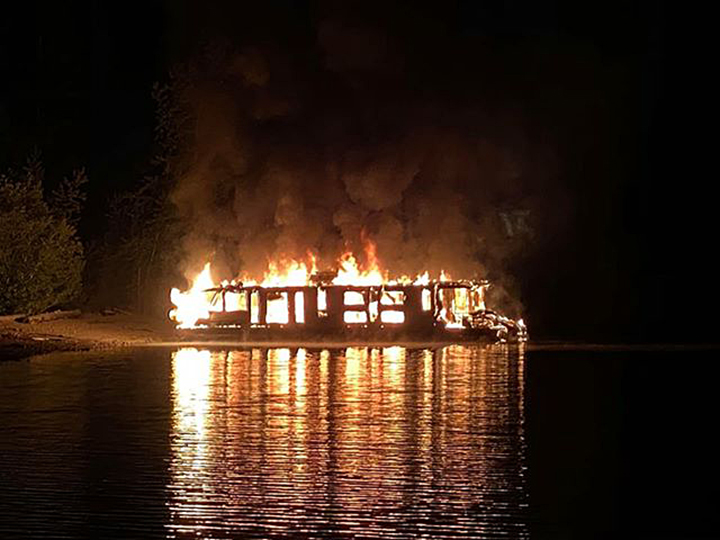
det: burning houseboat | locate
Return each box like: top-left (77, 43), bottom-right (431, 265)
top-left (170, 264), bottom-right (527, 343)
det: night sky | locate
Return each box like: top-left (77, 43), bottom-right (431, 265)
top-left (1, 1), bottom-right (713, 342)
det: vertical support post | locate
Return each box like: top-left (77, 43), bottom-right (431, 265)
top-left (304, 287), bottom-right (318, 327)
top-left (287, 290), bottom-right (295, 326)
top-left (259, 289), bottom-right (267, 325)
top-left (326, 286), bottom-right (344, 328)
top-left (364, 288), bottom-right (370, 323)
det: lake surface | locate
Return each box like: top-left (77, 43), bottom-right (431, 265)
top-left (1, 345), bottom-right (718, 538)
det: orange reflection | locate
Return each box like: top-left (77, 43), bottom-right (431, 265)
top-left (169, 347), bottom-right (212, 527)
top-left (295, 347), bottom-right (307, 399)
top-left (382, 346), bottom-right (404, 376)
top-left (344, 347), bottom-right (365, 396)
top-left (268, 348), bottom-right (290, 396)
top-left (166, 345), bottom-right (528, 538)
top-left (172, 348), bottom-right (211, 438)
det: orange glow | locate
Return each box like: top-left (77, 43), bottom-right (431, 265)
top-left (171, 347), bottom-right (211, 452)
top-left (380, 290), bottom-right (404, 305)
top-left (344, 291), bottom-right (365, 305)
top-left (295, 348), bottom-right (307, 397)
top-left (414, 271), bottom-right (430, 285)
top-left (169, 263), bottom-right (215, 328)
top-left (380, 311), bottom-right (405, 324)
top-left (268, 348), bottom-right (291, 395)
top-left (345, 311), bottom-right (368, 324)
top-left (266, 292), bottom-right (289, 324)
top-left (454, 287), bottom-right (469, 314)
top-left (422, 288), bottom-right (432, 311)
top-left (259, 258), bottom-right (315, 287)
top-left (332, 252), bottom-right (384, 286)
top-left (295, 291), bottom-right (305, 323)
top-left (382, 346), bottom-right (404, 369)
top-left (165, 346), bottom-right (528, 536)
top-left (250, 291), bottom-right (260, 323)
top-left (224, 291), bottom-right (246, 311)
top-left (369, 300), bottom-right (379, 321)
top-left (169, 242), bottom-right (482, 331)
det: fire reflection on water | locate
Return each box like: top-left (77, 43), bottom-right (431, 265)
top-left (171, 348), bottom-right (211, 473)
top-left (168, 345), bottom-right (528, 538)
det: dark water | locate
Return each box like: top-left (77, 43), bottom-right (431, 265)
top-left (1, 345), bottom-right (718, 538)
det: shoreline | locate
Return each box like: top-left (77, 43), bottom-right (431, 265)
top-left (0, 311), bottom-right (174, 361)
top-left (4, 313), bottom-right (718, 361)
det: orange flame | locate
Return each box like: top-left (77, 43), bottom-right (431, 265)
top-left (169, 263), bottom-right (216, 329)
top-left (169, 240), bottom-right (458, 328)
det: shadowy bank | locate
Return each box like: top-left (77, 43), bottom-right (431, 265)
top-left (0, 310), bottom-right (174, 361)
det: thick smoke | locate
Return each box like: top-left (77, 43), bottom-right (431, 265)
top-left (167, 13), bottom-right (550, 316)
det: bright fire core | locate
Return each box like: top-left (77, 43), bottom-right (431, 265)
top-left (167, 241), bottom-right (527, 342)
top-left (169, 246), bottom-right (439, 329)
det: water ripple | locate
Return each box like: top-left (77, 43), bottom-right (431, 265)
top-left (0, 345), bottom-right (527, 539)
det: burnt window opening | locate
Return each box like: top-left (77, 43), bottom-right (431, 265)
top-left (344, 311), bottom-right (368, 324)
top-left (250, 290), bottom-right (261, 324)
top-left (343, 291), bottom-right (365, 306)
top-left (380, 310), bottom-right (404, 324)
top-left (343, 289), bottom-right (369, 325)
top-left (378, 289), bottom-right (406, 324)
top-left (369, 300), bottom-right (379, 322)
top-left (223, 291), bottom-right (247, 312)
top-left (421, 288), bottom-right (432, 311)
top-left (437, 286), bottom-right (486, 326)
top-left (266, 291), bottom-right (289, 324)
top-left (294, 291), bottom-right (305, 324)
top-left (380, 290), bottom-right (405, 305)
top-left (317, 288), bottom-right (328, 318)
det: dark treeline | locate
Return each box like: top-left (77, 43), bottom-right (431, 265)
top-left (0, 84), bottom-right (186, 317)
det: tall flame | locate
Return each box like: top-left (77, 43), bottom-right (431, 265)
top-left (261, 257), bottom-right (316, 287)
top-left (169, 263), bottom-right (216, 329)
top-left (169, 240), bottom-right (456, 328)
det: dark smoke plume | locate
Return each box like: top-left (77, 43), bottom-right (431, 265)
top-left (165, 10), bottom-right (555, 317)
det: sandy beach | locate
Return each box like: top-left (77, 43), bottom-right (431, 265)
top-left (0, 311), bottom-right (175, 361)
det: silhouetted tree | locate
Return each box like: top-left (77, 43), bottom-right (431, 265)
top-left (94, 79), bottom-right (190, 314)
top-left (0, 154), bottom-right (85, 314)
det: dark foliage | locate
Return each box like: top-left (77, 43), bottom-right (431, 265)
top-left (91, 80), bottom-right (190, 314)
top-left (0, 155), bottom-right (85, 314)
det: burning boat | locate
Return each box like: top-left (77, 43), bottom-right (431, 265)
top-left (170, 256), bottom-right (527, 343)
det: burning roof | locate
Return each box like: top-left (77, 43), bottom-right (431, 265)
top-left (169, 246), bottom-right (527, 343)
